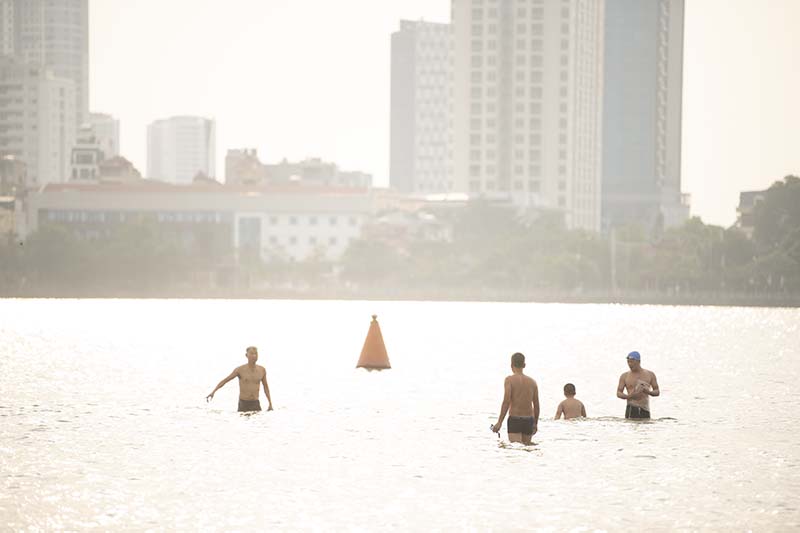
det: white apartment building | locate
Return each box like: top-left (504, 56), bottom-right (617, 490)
top-left (70, 124), bottom-right (103, 181)
top-left (89, 112), bottom-right (120, 159)
top-left (25, 182), bottom-right (375, 263)
top-left (147, 116), bottom-right (216, 184)
top-left (12, 0), bottom-right (89, 124)
top-left (390, 20), bottom-right (453, 194)
top-left (0, 57), bottom-right (77, 186)
top-left (234, 206), bottom-right (367, 263)
top-left (452, 0), bottom-right (604, 231)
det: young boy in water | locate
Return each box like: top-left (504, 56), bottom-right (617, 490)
top-left (555, 383), bottom-right (586, 420)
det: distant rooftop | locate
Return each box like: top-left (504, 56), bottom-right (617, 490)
top-left (40, 181), bottom-right (370, 196)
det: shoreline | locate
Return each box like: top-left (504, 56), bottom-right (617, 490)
top-left (2, 288), bottom-right (799, 308)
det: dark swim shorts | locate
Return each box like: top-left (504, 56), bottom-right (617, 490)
top-left (238, 399), bottom-right (262, 412)
top-left (507, 416), bottom-right (535, 435)
top-left (625, 405), bottom-right (651, 419)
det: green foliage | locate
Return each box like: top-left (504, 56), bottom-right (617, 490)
top-left (0, 220), bottom-right (233, 295)
top-left (753, 175), bottom-right (800, 252)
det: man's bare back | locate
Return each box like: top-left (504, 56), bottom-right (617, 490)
top-left (492, 353), bottom-right (540, 444)
top-left (506, 373), bottom-right (537, 417)
top-left (555, 397), bottom-right (586, 419)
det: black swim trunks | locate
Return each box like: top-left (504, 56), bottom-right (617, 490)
top-left (507, 416), bottom-right (535, 435)
top-left (625, 405), bottom-right (650, 419)
top-left (238, 399), bottom-right (262, 412)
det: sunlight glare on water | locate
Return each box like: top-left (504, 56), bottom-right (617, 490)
top-left (1, 299), bottom-right (799, 530)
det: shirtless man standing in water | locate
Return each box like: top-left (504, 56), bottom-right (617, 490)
top-left (492, 352), bottom-right (540, 444)
top-left (617, 351), bottom-right (659, 419)
top-left (206, 346), bottom-right (273, 412)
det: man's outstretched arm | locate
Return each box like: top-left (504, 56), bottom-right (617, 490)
top-left (492, 378), bottom-right (512, 433)
top-left (206, 368), bottom-right (238, 401)
top-left (261, 370), bottom-right (273, 411)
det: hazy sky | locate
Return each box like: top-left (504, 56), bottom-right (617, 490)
top-left (90, 0), bottom-right (800, 226)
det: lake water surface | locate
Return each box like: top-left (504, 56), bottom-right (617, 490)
top-left (1, 299), bottom-right (799, 530)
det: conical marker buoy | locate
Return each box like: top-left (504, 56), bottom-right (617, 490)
top-left (356, 314), bottom-right (391, 371)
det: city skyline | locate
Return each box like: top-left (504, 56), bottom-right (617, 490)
top-left (89, 0), bottom-right (800, 226)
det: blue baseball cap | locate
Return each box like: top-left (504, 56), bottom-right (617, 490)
top-left (627, 351), bottom-right (641, 361)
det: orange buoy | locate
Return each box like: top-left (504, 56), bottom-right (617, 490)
top-left (356, 315), bottom-right (391, 370)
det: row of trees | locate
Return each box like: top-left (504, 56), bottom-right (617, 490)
top-left (1, 176), bottom-right (798, 298)
top-left (0, 221), bottom-right (231, 295)
top-left (339, 175), bottom-right (800, 295)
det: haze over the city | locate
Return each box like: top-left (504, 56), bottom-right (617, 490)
top-left (89, 0), bottom-right (800, 227)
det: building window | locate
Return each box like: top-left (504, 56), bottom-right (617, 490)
top-left (309, 216), bottom-right (318, 225)
top-left (289, 216), bottom-right (298, 225)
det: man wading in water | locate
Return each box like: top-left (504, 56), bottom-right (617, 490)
top-left (492, 352), bottom-right (540, 444)
top-left (617, 351), bottom-right (659, 419)
top-left (206, 346), bottom-right (273, 412)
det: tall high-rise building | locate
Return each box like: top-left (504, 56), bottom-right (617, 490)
top-left (390, 20), bottom-right (453, 194)
top-left (147, 116), bottom-right (216, 184)
top-left (452, 0), bottom-right (604, 231)
top-left (0, 57), bottom-right (76, 186)
top-left (12, 0), bottom-right (89, 123)
top-left (602, 0), bottom-right (688, 231)
top-left (89, 113), bottom-right (120, 159)
top-left (0, 0), bottom-right (14, 56)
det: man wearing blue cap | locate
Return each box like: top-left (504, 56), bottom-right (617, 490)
top-left (616, 351), bottom-right (659, 419)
